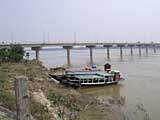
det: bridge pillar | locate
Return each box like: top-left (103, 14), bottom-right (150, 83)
top-left (137, 45), bottom-right (142, 57)
top-left (145, 45), bottom-right (149, 56)
top-left (86, 45), bottom-right (95, 65)
top-left (117, 45), bottom-right (125, 59)
top-left (31, 47), bottom-right (41, 60)
top-left (63, 46), bottom-right (72, 67)
top-left (128, 45), bottom-right (134, 56)
top-left (104, 45), bottom-right (112, 59)
top-left (153, 45), bottom-right (156, 53)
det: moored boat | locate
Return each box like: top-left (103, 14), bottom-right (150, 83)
top-left (50, 63), bottom-right (124, 87)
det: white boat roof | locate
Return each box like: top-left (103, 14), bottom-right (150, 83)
top-left (74, 74), bottom-right (103, 79)
top-left (65, 70), bottom-right (114, 77)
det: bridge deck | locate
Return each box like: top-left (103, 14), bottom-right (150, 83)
top-left (0, 42), bottom-right (159, 48)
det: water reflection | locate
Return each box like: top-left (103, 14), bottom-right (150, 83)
top-left (81, 84), bottom-right (121, 96)
top-left (80, 84), bottom-right (125, 106)
top-left (80, 85), bottom-right (151, 120)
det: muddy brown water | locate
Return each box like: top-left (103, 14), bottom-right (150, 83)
top-left (27, 48), bottom-right (160, 120)
top-left (80, 57), bottom-right (160, 120)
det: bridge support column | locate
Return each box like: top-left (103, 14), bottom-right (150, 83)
top-left (145, 45), bottom-right (148, 56)
top-left (86, 45), bottom-right (95, 65)
top-left (118, 45), bottom-right (125, 59)
top-left (131, 47), bottom-right (133, 56)
top-left (107, 47), bottom-right (110, 59)
top-left (128, 45), bottom-right (134, 56)
top-left (153, 45), bottom-right (156, 53)
top-left (138, 45), bottom-right (142, 57)
top-left (120, 47), bottom-right (123, 58)
top-left (63, 46), bottom-right (72, 67)
top-left (104, 45), bottom-right (112, 59)
top-left (31, 47), bottom-right (41, 60)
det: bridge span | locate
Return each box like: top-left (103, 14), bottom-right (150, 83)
top-left (0, 42), bottom-right (160, 47)
top-left (0, 42), bottom-right (159, 67)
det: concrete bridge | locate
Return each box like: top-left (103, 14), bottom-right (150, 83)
top-left (0, 42), bottom-right (159, 67)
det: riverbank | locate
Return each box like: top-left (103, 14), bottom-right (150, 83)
top-left (0, 60), bottom-right (128, 120)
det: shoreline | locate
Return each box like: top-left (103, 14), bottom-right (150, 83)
top-left (0, 60), bottom-right (151, 120)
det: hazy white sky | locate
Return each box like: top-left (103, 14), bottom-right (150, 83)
top-left (1, 0), bottom-right (160, 43)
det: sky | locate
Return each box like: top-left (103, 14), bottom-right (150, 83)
top-left (1, 0), bottom-right (160, 43)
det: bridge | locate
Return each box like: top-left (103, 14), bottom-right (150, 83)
top-left (0, 42), bottom-right (159, 67)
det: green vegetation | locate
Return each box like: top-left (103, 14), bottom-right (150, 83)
top-left (0, 44), bottom-right (25, 63)
top-left (47, 90), bottom-right (80, 119)
top-left (0, 91), bottom-right (15, 111)
top-left (0, 64), bottom-right (16, 111)
top-left (30, 98), bottom-right (52, 120)
top-left (0, 61), bottom-right (53, 120)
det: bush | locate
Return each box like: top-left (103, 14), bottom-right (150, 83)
top-left (9, 44), bottom-right (25, 62)
top-left (30, 99), bottom-right (51, 120)
top-left (0, 48), bottom-right (10, 63)
top-left (0, 44), bottom-right (25, 63)
top-left (47, 90), bottom-right (80, 119)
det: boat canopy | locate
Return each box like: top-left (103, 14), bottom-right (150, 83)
top-left (74, 74), bottom-right (103, 79)
top-left (66, 71), bottom-right (115, 77)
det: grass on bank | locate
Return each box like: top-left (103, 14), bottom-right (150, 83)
top-left (30, 98), bottom-right (52, 120)
top-left (0, 61), bottom-right (52, 120)
top-left (47, 90), bottom-right (80, 119)
top-left (0, 63), bottom-right (16, 111)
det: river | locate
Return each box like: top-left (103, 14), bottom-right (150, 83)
top-left (27, 47), bottom-right (160, 120)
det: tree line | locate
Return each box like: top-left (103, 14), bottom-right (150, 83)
top-left (0, 44), bottom-right (25, 63)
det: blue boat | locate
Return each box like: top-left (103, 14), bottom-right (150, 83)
top-left (51, 63), bottom-right (124, 87)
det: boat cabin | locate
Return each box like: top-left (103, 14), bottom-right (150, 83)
top-left (65, 71), bottom-right (117, 86)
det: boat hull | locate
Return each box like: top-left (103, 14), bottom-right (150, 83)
top-left (50, 74), bottom-right (124, 87)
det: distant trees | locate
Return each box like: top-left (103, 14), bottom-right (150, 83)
top-left (0, 44), bottom-right (25, 63)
